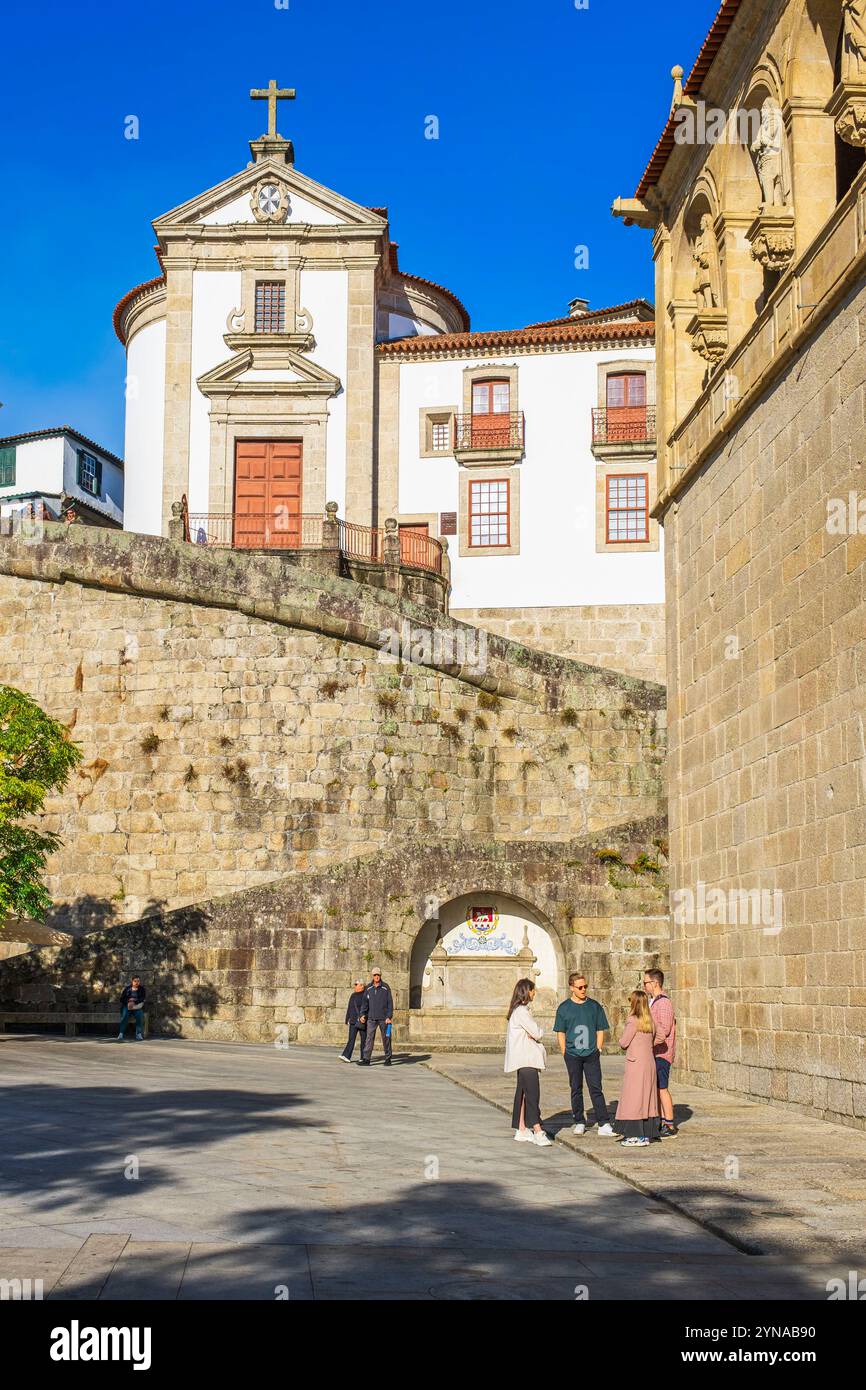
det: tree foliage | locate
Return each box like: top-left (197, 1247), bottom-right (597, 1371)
top-left (0, 686), bottom-right (82, 924)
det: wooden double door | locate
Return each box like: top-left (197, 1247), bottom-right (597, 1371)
top-left (233, 440), bottom-right (302, 549)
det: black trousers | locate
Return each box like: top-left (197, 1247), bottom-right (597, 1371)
top-left (362, 1020), bottom-right (392, 1061)
top-left (511, 1067), bottom-right (542, 1129)
top-left (564, 1051), bottom-right (610, 1125)
top-left (341, 1021), bottom-right (366, 1059)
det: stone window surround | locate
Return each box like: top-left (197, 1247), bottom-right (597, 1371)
top-left (458, 464), bottom-right (520, 558)
top-left (461, 362), bottom-right (519, 418)
top-left (595, 458), bottom-right (659, 554)
top-left (240, 265), bottom-right (301, 334)
top-left (418, 406), bottom-right (458, 459)
top-left (204, 406), bottom-right (328, 520)
top-left (395, 510), bottom-right (440, 539)
top-left (596, 358), bottom-right (656, 408)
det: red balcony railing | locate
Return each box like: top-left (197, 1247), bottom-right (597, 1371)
top-left (592, 406), bottom-right (657, 446)
top-left (453, 412), bottom-right (525, 452)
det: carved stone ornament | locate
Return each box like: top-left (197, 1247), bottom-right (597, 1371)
top-left (686, 308), bottom-right (729, 365)
top-left (250, 177), bottom-right (290, 224)
top-left (226, 306), bottom-right (246, 334)
top-left (826, 80), bottom-right (866, 148)
top-left (745, 207), bottom-right (796, 273)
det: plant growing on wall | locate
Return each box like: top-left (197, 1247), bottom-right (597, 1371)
top-left (0, 685), bottom-right (82, 925)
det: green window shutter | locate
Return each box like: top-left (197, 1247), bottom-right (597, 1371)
top-left (0, 445), bottom-right (15, 488)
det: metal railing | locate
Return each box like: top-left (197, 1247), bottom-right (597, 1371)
top-left (182, 504), bottom-right (443, 576)
top-left (398, 529), bottom-right (443, 575)
top-left (187, 511), bottom-right (324, 550)
top-left (337, 518), bottom-right (381, 564)
top-left (591, 406), bottom-right (657, 446)
top-left (453, 411), bottom-right (525, 452)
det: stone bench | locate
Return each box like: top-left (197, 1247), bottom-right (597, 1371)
top-left (0, 1011), bottom-right (149, 1038)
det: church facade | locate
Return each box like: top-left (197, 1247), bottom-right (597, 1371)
top-left (114, 86), bottom-right (665, 683)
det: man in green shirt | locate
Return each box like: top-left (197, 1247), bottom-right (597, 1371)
top-left (553, 972), bottom-right (615, 1136)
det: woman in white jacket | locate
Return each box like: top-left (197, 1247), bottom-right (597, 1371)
top-left (505, 978), bottom-right (553, 1147)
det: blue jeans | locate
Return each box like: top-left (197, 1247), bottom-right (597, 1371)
top-left (119, 1007), bottom-right (144, 1039)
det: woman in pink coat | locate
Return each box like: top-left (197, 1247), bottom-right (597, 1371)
top-left (613, 990), bottom-right (665, 1147)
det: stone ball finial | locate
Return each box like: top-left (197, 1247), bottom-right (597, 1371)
top-left (325, 501), bottom-right (339, 518)
top-left (384, 516), bottom-right (398, 534)
top-left (671, 64), bottom-right (685, 113)
top-left (171, 501), bottom-right (183, 518)
top-left (440, 537), bottom-right (449, 552)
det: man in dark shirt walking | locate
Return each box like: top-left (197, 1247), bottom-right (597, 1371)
top-left (340, 979), bottom-right (367, 1062)
top-left (118, 975), bottom-right (146, 1041)
top-left (359, 969), bottom-right (393, 1066)
top-left (553, 972), bottom-right (615, 1135)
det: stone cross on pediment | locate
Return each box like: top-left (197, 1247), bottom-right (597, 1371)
top-left (250, 79), bottom-right (296, 139)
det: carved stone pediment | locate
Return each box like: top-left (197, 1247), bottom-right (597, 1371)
top-left (686, 309), bottom-right (728, 365)
top-left (746, 207), bottom-right (796, 273)
top-left (826, 80), bottom-right (866, 148)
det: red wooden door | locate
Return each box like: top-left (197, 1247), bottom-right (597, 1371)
top-left (233, 440), bottom-right (302, 549)
top-left (399, 522), bottom-right (429, 568)
top-left (606, 373), bottom-right (647, 442)
top-left (471, 379), bottom-right (510, 448)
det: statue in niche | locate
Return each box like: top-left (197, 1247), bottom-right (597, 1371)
top-left (843, 1), bottom-right (866, 81)
top-left (750, 99), bottom-right (786, 209)
top-left (692, 213), bottom-right (722, 311)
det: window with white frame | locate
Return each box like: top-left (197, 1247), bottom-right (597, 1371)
top-left (431, 420), bottom-right (451, 452)
top-left (78, 451), bottom-right (100, 496)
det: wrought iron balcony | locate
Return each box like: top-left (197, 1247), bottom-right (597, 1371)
top-left (591, 406), bottom-right (657, 449)
top-left (453, 411), bottom-right (525, 458)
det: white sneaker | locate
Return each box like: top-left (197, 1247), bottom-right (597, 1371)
top-left (338, 1054), bottom-right (351, 1062)
top-left (596, 1123), bottom-right (616, 1137)
top-left (513, 1129), bottom-right (534, 1142)
top-left (531, 1131), bottom-right (553, 1147)
top-left (572, 1123), bottom-right (586, 1135)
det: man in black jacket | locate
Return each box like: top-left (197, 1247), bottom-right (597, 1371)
top-left (118, 976), bottom-right (146, 1041)
top-left (339, 979), bottom-right (367, 1062)
top-left (359, 970), bottom-right (393, 1066)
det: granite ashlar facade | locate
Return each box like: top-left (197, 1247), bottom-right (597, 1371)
top-left (0, 524), bottom-right (668, 1042)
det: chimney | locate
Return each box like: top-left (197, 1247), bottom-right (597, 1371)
top-left (568, 297), bottom-right (590, 318)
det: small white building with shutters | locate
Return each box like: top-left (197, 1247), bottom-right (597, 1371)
top-left (0, 427), bottom-right (123, 530)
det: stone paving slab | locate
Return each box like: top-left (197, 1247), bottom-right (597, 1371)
top-left (0, 1036), bottom-right (855, 1300)
top-left (422, 1051), bottom-right (866, 1262)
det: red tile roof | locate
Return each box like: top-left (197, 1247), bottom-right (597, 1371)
top-left (523, 299), bottom-right (655, 329)
top-left (635, 0), bottom-right (744, 200)
top-left (378, 317), bottom-right (655, 357)
top-left (113, 275), bottom-right (166, 345)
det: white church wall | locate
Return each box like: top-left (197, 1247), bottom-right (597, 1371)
top-left (0, 436), bottom-right (63, 500)
top-left (198, 189), bottom-right (341, 227)
top-left (397, 346), bottom-right (664, 610)
top-left (189, 270), bottom-right (242, 514)
top-left (387, 312), bottom-right (438, 340)
top-left (123, 319), bottom-right (166, 537)
top-left (300, 268), bottom-right (349, 514)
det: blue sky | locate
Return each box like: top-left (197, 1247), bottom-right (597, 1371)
top-left (0, 0), bottom-right (717, 455)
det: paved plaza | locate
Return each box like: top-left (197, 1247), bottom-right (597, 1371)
top-left (0, 1035), bottom-right (859, 1301)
